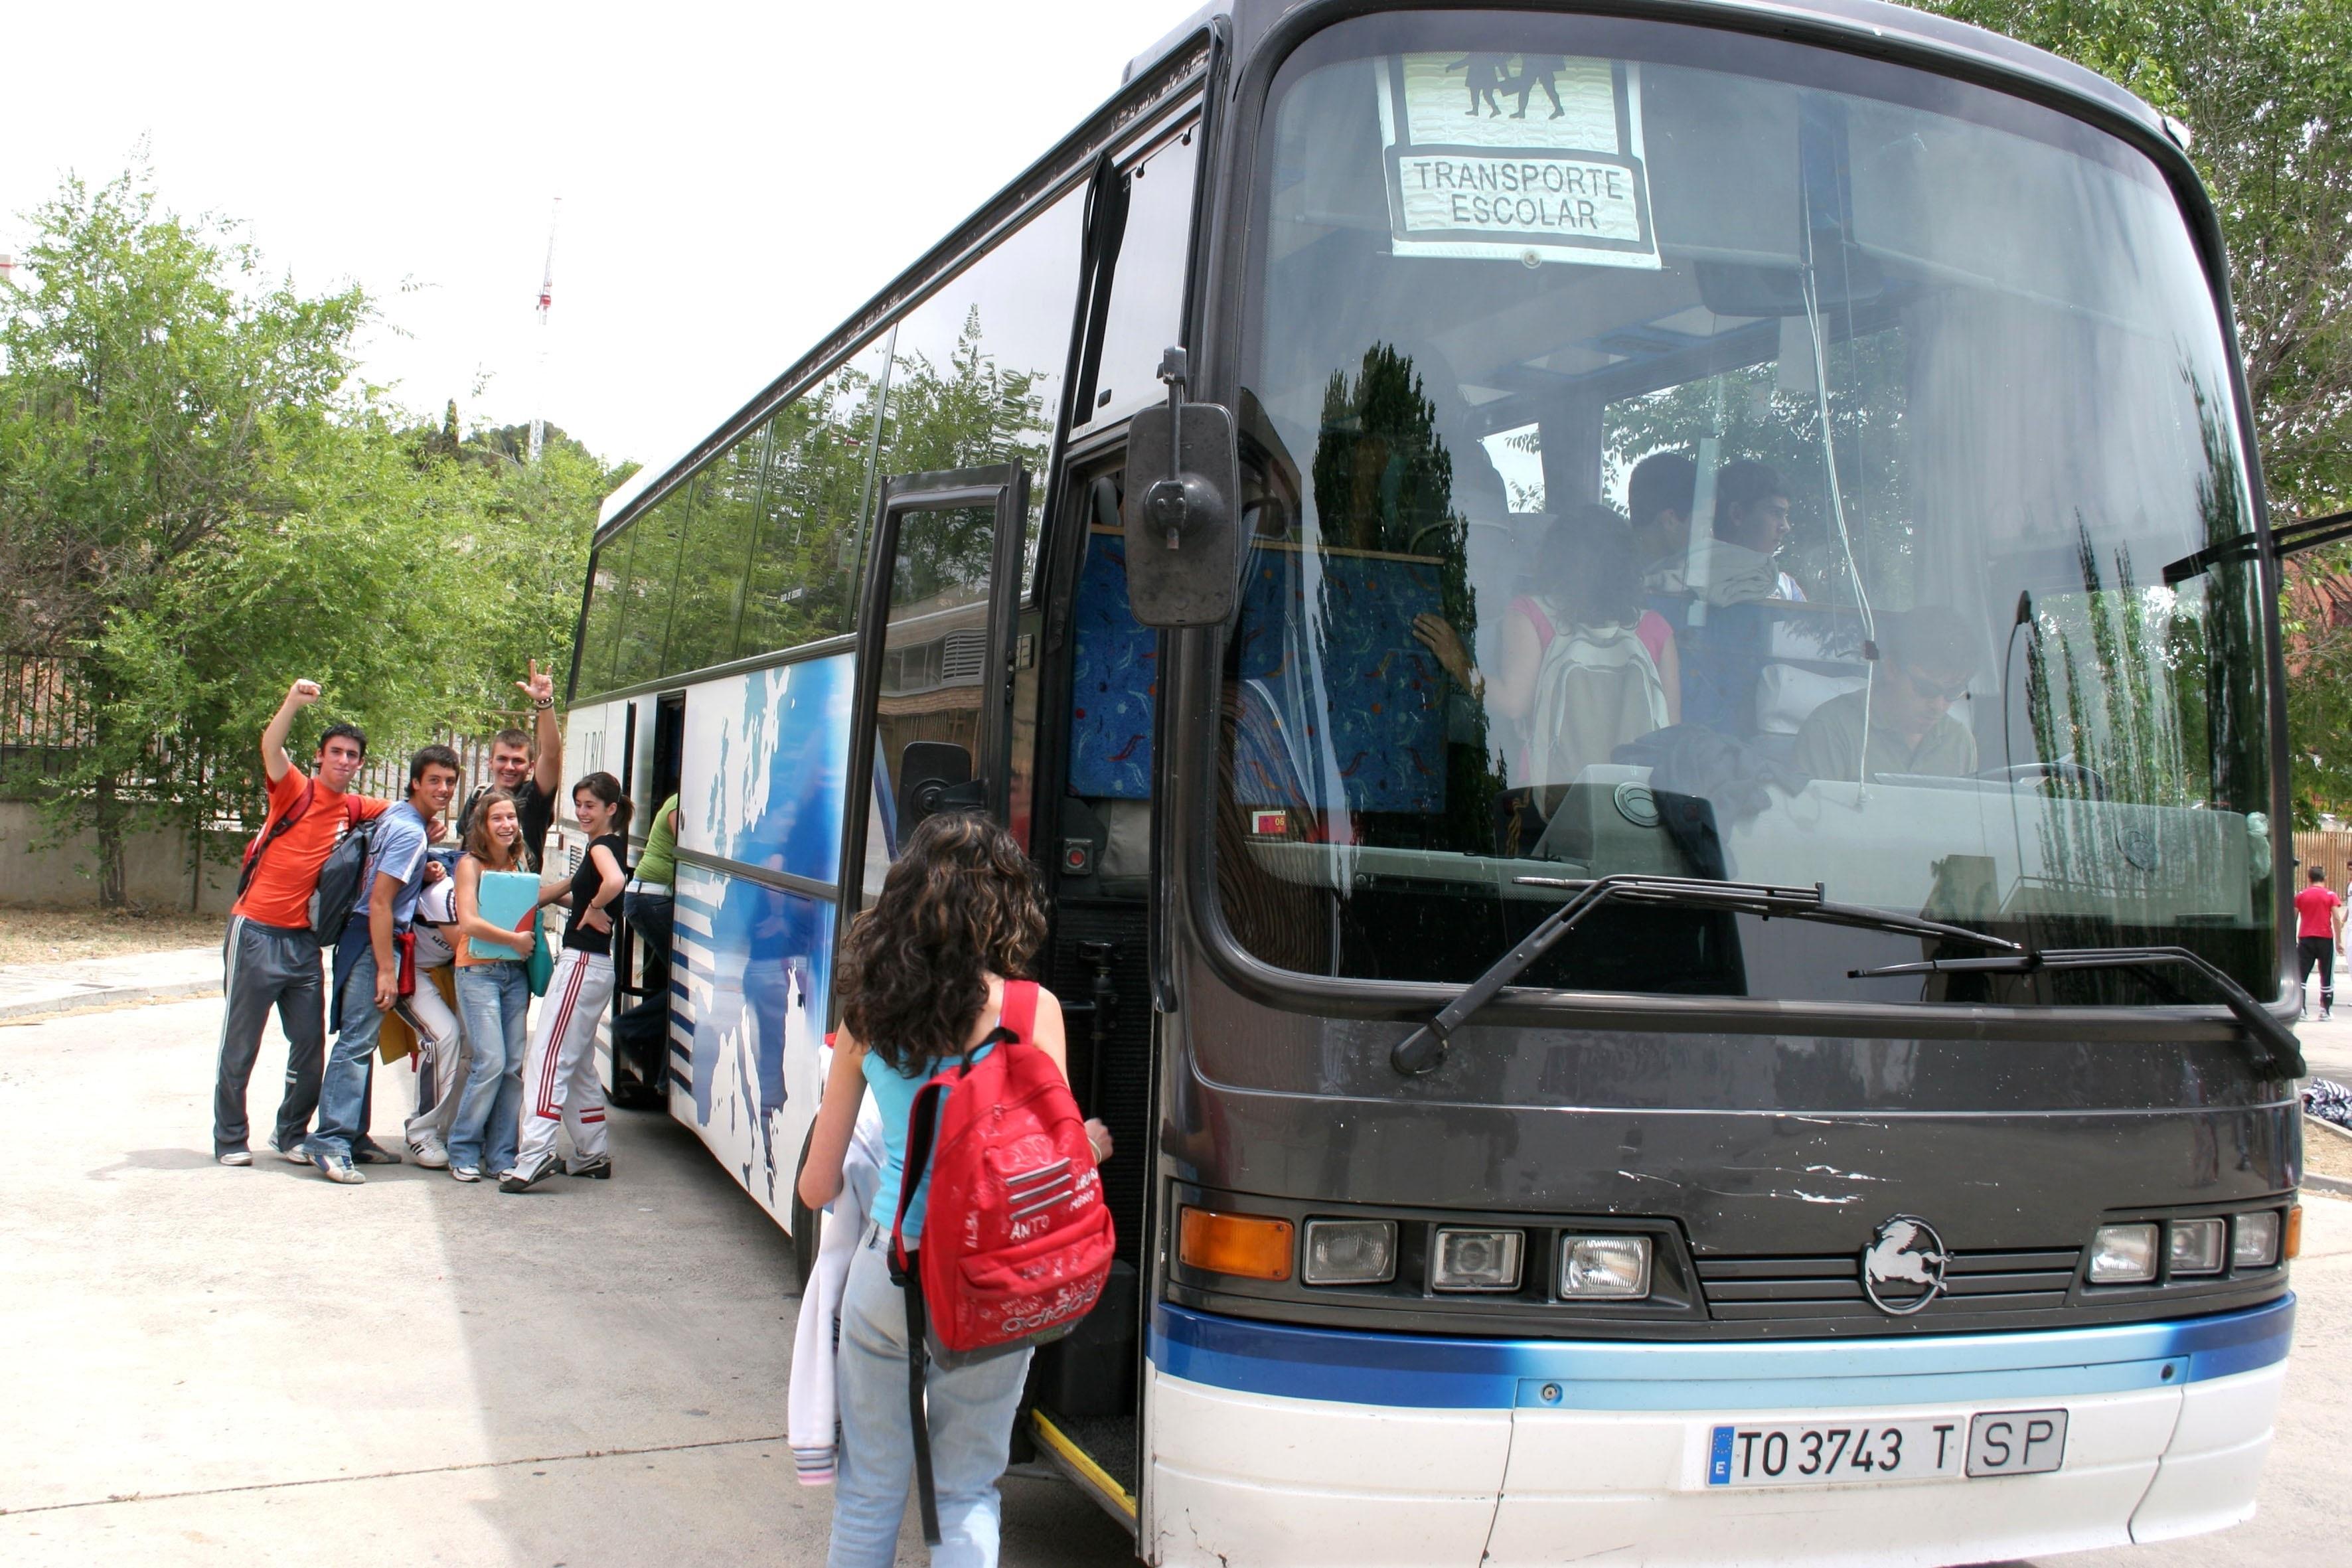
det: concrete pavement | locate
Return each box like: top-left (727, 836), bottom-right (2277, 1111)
top-left (0, 943), bottom-right (219, 1020)
top-left (0, 994), bottom-right (1131, 1567)
top-left (3, 991), bottom-right (2347, 1567)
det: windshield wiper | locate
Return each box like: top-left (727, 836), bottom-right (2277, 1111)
top-left (1848, 948), bottom-right (2304, 1078)
top-left (1389, 874), bottom-right (2020, 1076)
top-left (2162, 505), bottom-right (2352, 586)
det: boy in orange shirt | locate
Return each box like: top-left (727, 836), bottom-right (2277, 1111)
top-left (211, 679), bottom-right (392, 1164)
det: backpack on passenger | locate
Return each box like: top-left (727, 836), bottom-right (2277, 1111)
top-left (306, 802), bottom-right (374, 945)
top-left (888, 978), bottom-right (1115, 1543)
top-left (1518, 595), bottom-right (1670, 805)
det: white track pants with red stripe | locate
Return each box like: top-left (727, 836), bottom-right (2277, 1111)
top-left (516, 947), bottom-right (614, 1172)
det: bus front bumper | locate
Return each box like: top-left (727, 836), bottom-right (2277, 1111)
top-left (1142, 1296), bottom-right (2292, 1568)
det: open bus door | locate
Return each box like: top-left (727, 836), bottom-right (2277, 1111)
top-left (838, 463), bottom-right (1030, 902)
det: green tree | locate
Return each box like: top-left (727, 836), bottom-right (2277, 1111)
top-left (0, 168), bottom-right (368, 902)
top-left (1, 167), bottom-right (619, 902)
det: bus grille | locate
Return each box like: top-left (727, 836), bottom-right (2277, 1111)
top-left (1695, 1247), bottom-right (2082, 1321)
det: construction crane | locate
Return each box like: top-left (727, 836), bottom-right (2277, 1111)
top-left (528, 198), bottom-right (560, 465)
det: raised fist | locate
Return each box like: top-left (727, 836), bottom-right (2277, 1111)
top-left (288, 679), bottom-right (323, 707)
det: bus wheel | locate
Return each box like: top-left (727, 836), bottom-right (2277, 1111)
top-left (790, 1125), bottom-right (820, 1293)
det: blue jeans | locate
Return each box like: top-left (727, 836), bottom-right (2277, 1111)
top-left (448, 963), bottom-right (529, 1173)
top-left (829, 1228), bottom-right (1032, 1568)
top-left (309, 935), bottom-right (388, 1159)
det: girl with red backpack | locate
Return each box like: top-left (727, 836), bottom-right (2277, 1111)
top-left (798, 813), bottom-right (1113, 1568)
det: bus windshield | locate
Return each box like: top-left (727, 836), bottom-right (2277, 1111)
top-left (1223, 11), bottom-right (2276, 1007)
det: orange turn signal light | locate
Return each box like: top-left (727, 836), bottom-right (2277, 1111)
top-left (1179, 1206), bottom-right (1294, 1281)
top-left (2285, 1204), bottom-right (2303, 1261)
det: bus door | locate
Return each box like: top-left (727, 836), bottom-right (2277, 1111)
top-left (839, 465), bottom-right (1030, 905)
top-left (609, 690), bottom-right (684, 1106)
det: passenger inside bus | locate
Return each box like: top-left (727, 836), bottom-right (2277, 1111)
top-left (1413, 502), bottom-right (1678, 794)
top-left (1792, 605), bottom-right (1980, 783)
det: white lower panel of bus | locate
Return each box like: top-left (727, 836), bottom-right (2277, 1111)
top-left (1144, 1363), bottom-right (2283, 1567)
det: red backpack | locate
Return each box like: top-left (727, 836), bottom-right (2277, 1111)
top-left (888, 979), bottom-right (1115, 1541)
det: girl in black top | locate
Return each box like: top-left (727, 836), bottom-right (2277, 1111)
top-left (505, 773), bottom-right (632, 1191)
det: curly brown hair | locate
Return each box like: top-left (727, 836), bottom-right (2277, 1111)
top-left (839, 812), bottom-right (1046, 1073)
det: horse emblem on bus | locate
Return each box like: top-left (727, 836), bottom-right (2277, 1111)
top-left (1861, 1215), bottom-right (1950, 1316)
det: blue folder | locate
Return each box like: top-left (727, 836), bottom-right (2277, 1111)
top-left (469, 870), bottom-right (540, 961)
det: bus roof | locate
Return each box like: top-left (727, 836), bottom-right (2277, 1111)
top-left (599, 0), bottom-right (2179, 536)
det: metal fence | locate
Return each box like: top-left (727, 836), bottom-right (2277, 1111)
top-left (7, 651), bottom-right (526, 828)
top-left (353, 732), bottom-right (519, 809)
top-left (1, 651), bottom-right (96, 784)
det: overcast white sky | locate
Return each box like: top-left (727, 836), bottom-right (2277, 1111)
top-left (2, 1), bottom-right (1206, 474)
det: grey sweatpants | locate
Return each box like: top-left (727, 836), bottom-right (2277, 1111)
top-left (212, 915), bottom-right (327, 1156)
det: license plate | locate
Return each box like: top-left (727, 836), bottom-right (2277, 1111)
top-left (1705, 1409), bottom-right (2068, 1488)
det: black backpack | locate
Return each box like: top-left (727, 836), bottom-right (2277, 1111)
top-left (307, 803), bottom-right (375, 945)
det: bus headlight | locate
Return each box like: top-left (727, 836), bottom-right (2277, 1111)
top-left (1560, 1235), bottom-right (1651, 1299)
top-left (2233, 1211), bottom-right (2281, 1268)
top-left (2167, 1217), bottom-right (2225, 1275)
top-left (2088, 1222), bottom-right (2159, 1283)
top-left (1302, 1219), bottom-right (1397, 1285)
top-left (1432, 1227), bottom-right (1523, 1291)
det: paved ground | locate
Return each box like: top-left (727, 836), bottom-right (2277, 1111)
top-left (0, 943), bottom-right (218, 1019)
top-left (1, 992), bottom-right (2344, 1567)
top-left (0, 995), bottom-right (1132, 1567)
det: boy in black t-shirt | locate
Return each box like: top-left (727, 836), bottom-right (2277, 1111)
top-left (455, 661), bottom-right (563, 870)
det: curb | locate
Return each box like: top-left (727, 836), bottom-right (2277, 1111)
top-left (2307, 1174), bottom-right (2352, 1197)
top-left (0, 979), bottom-right (222, 1023)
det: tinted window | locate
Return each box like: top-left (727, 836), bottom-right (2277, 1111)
top-left (1081, 123), bottom-right (1200, 431)
top-left (740, 335), bottom-right (892, 657)
top-left (666, 446), bottom-right (763, 678)
top-left (875, 185), bottom-right (1085, 591)
top-left (574, 532), bottom-right (631, 698)
top-left (609, 487), bottom-right (690, 690)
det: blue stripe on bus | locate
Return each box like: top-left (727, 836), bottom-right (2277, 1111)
top-left (1148, 1295), bottom-right (2293, 1411)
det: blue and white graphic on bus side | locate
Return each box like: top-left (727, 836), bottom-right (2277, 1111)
top-left (655, 653), bottom-right (855, 1226)
top-left (1149, 1296), bottom-right (2294, 1411)
top-left (683, 655), bottom-right (852, 886)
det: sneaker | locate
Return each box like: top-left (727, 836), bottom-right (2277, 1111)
top-left (351, 1140), bottom-right (404, 1166)
top-left (217, 1149), bottom-right (253, 1166)
top-left (449, 1164), bottom-right (483, 1184)
top-left (563, 1154), bottom-right (612, 1180)
top-left (499, 1156), bottom-right (558, 1194)
top-left (2325, 1009), bottom-right (2335, 1022)
top-left (270, 1137), bottom-right (311, 1165)
top-left (313, 1150), bottom-right (366, 1185)
top-left (407, 1133), bottom-right (451, 1170)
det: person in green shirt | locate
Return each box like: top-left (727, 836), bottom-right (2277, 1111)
top-left (611, 793), bottom-right (680, 1097)
top-left (1793, 606), bottom-right (1980, 783)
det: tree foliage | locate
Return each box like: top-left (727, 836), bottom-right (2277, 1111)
top-left (0, 166), bottom-right (619, 902)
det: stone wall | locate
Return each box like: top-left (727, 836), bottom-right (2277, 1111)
top-left (0, 801), bottom-right (242, 913)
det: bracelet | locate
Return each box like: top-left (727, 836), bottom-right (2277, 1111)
top-left (533, 696), bottom-right (555, 712)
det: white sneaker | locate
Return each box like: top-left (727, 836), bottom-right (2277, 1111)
top-left (217, 1150), bottom-right (253, 1166)
top-left (313, 1151), bottom-right (365, 1185)
top-left (449, 1165), bottom-right (482, 1183)
top-left (408, 1133), bottom-right (451, 1170)
top-left (270, 1138), bottom-right (310, 1165)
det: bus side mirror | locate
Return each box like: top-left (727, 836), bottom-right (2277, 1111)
top-left (1122, 347), bottom-right (1239, 627)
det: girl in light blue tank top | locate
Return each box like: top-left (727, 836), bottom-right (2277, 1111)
top-left (795, 814), bottom-right (1110, 1568)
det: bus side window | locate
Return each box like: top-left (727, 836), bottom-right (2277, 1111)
top-left (1078, 124), bottom-right (1200, 433)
